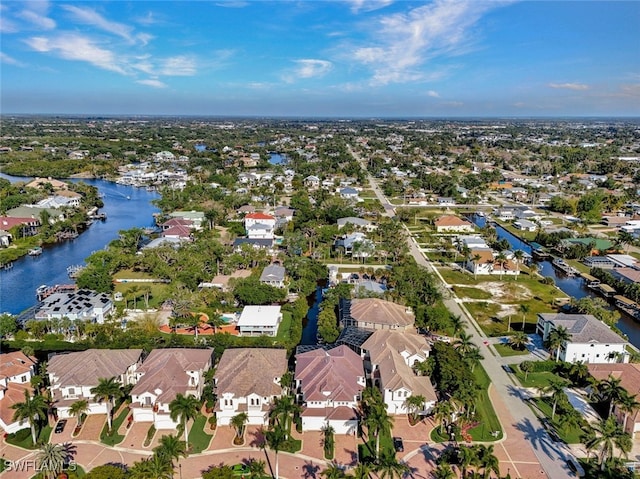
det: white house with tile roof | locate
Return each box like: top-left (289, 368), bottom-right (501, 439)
top-left (0, 352), bottom-right (37, 434)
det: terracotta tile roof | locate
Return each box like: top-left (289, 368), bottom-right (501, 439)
top-left (48, 349), bottom-right (143, 387)
top-left (0, 352), bottom-right (37, 380)
top-left (295, 345), bottom-right (364, 402)
top-left (0, 217), bottom-right (40, 228)
top-left (0, 382), bottom-right (33, 428)
top-left (434, 215), bottom-right (473, 227)
top-left (215, 348), bottom-right (287, 398)
top-left (301, 405), bottom-right (357, 421)
top-left (470, 249), bottom-right (495, 265)
top-left (587, 363), bottom-right (640, 396)
top-left (245, 212), bottom-right (275, 220)
top-left (349, 298), bottom-right (414, 328)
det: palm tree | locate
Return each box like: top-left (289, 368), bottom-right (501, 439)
top-left (462, 347), bottom-right (484, 373)
top-left (513, 249), bottom-right (524, 279)
top-left (546, 326), bottom-right (570, 361)
top-left (584, 416), bottom-right (631, 471)
top-left (230, 412), bottom-right (249, 441)
top-left (91, 376), bottom-right (123, 432)
top-left (494, 252), bottom-right (507, 280)
top-left (519, 361), bottom-right (533, 382)
top-left (269, 394), bottom-right (300, 439)
top-left (471, 253), bottom-right (482, 279)
top-left (432, 400), bottom-right (454, 434)
top-left (432, 462), bottom-right (455, 479)
top-left (352, 462), bottom-right (373, 479)
top-left (265, 423), bottom-right (287, 479)
top-left (455, 331), bottom-right (475, 356)
top-left (69, 399), bottom-right (89, 428)
top-left (37, 442), bottom-right (73, 479)
top-left (153, 434), bottom-right (187, 478)
top-left (541, 377), bottom-right (569, 420)
top-left (476, 444), bottom-right (499, 479)
top-left (11, 389), bottom-right (48, 445)
top-left (450, 315), bottom-right (466, 337)
top-left (321, 423), bottom-right (335, 458)
top-left (596, 375), bottom-right (628, 418)
top-left (365, 401), bottom-right (394, 459)
top-left (248, 458), bottom-right (267, 479)
top-left (321, 461), bottom-right (350, 479)
top-left (403, 394), bottom-right (426, 424)
top-left (129, 454), bottom-right (173, 479)
top-left (279, 371), bottom-right (294, 396)
top-left (457, 445), bottom-right (477, 479)
top-left (518, 304), bottom-right (530, 330)
top-left (507, 331), bottom-right (529, 351)
top-left (528, 262), bottom-right (540, 278)
top-left (169, 393), bottom-right (201, 446)
top-left (617, 391), bottom-right (640, 432)
top-left (375, 451), bottom-right (409, 479)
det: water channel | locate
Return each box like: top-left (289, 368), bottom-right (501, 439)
top-left (471, 214), bottom-right (640, 348)
top-left (0, 173), bottom-right (160, 315)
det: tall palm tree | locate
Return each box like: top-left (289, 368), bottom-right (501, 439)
top-left (541, 377), bottom-right (569, 420)
top-left (494, 252), bottom-right (507, 280)
top-left (513, 249), bottom-right (524, 279)
top-left (321, 461), bottom-right (350, 479)
top-left (476, 444), bottom-right (500, 479)
top-left (450, 315), bottom-right (466, 337)
top-left (519, 361), bottom-right (533, 381)
top-left (507, 331), bottom-right (529, 351)
top-left (91, 376), bottom-right (123, 432)
top-left (269, 394), bottom-right (299, 440)
top-left (617, 391), bottom-right (640, 432)
top-left (546, 326), bottom-right (570, 361)
top-left (471, 253), bottom-right (482, 279)
top-left (11, 389), bottom-right (48, 445)
top-left (352, 462), bottom-right (373, 479)
top-left (584, 416), bottom-right (631, 471)
top-left (432, 462), bottom-right (455, 479)
top-left (518, 304), bottom-right (530, 330)
top-left (462, 347), bottom-right (484, 373)
top-left (37, 442), bottom-right (73, 479)
top-left (230, 412), bottom-right (249, 441)
top-left (455, 331), bottom-right (475, 356)
top-left (321, 423), bottom-right (335, 458)
top-left (248, 458), bottom-right (267, 479)
top-left (129, 454), bottom-right (173, 479)
top-left (69, 399), bottom-right (89, 428)
top-left (432, 400), bottom-right (454, 434)
top-left (365, 402), bottom-right (394, 459)
top-left (457, 445), bottom-right (477, 479)
top-left (403, 394), bottom-right (426, 424)
top-left (375, 451), bottom-right (409, 479)
top-left (153, 434), bottom-right (187, 478)
top-left (265, 423), bottom-right (287, 479)
top-left (169, 393), bottom-right (201, 446)
top-left (596, 375), bottom-right (628, 418)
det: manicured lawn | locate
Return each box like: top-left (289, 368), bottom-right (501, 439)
top-left (358, 428), bottom-right (393, 462)
top-left (532, 397), bottom-right (585, 444)
top-left (467, 365), bottom-right (502, 442)
top-left (494, 343), bottom-right (529, 357)
top-left (100, 408), bottom-right (129, 446)
top-left (274, 311), bottom-right (293, 343)
top-left (437, 267), bottom-right (477, 285)
top-left (511, 364), bottom-right (561, 389)
top-left (113, 271), bottom-right (170, 309)
top-left (452, 286), bottom-right (492, 300)
top-left (5, 424), bottom-right (52, 449)
top-left (188, 414), bottom-right (213, 453)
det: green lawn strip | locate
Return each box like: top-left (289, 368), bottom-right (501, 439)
top-left (452, 286), bottom-right (492, 300)
top-left (467, 365), bottom-right (502, 442)
top-left (112, 271), bottom-right (170, 310)
top-left (358, 428), bottom-right (394, 463)
top-left (143, 425), bottom-right (156, 447)
top-left (100, 408), bottom-right (129, 446)
top-left (494, 221), bottom-right (538, 243)
top-left (494, 343), bottom-right (529, 357)
top-left (437, 268), bottom-right (477, 285)
top-left (273, 311), bottom-right (292, 343)
top-left (5, 424), bottom-right (52, 449)
top-left (188, 414), bottom-right (213, 454)
top-left (532, 398), bottom-right (585, 444)
top-left (511, 364), bottom-right (560, 389)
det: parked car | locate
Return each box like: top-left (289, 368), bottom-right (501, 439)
top-left (54, 419), bottom-right (67, 434)
top-left (392, 437), bottom-right (404, 453)
top-left (502, 365), bottom-right (513, 373)
top-left (566, 457), bottom-right (585, 477)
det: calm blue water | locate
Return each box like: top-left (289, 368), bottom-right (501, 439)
top-left (300, 287), bottom-right (322, 345)
top-left (471, 215), bottom-right (640, 347)
top-left (269, 153), bottom-right (286, 165)
top-left (0, 173), bottom-right (160, 314)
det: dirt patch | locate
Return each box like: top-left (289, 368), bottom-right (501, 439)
top-left (477, 281), bottom-right (532, 302)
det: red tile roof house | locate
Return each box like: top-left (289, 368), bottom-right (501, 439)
top-left (0, 216), bottom-right (40, 236)
top-left (244, 212), bottom-right (276, 239)
top-left (130, 348), bottom-right (213, 430)
top-left (294, 345), bottom-right (365, 434)
top-left (434, 215), bottom-right (475, 233)
top-left (0, 352), bottom-right (37, 434)
top-left (161, 224), bottom-right (193, 240)
top-left (339, 298), bottom-right (415, 332)
top-left (214, 348), bottom-right (288, 426)
top-left (47, 349), bottom-right (143, 419)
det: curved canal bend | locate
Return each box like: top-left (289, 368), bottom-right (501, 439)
top-left (471, 214), bottom-right (640, 348)
top-left (0, 174), bottom-right (160, 315)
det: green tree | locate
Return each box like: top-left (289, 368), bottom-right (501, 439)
top-left (264, 423), bottom-right (287, 479)
top-left (84, 464), bottom-right (128, 479)
top-left (69, 399), bottom-right (89, 427)
top-left (129, 453), bottom-right (173, 479)
top-left (153, 434), bottom-right (187, 478)
top-left (230, 412), bottom-right (249, 441)
top-left (375, 451), bottom-right (409, 479)
top-left (321, 423), bottom-right (335, 459)
top-left (507, 331), bottom-right (529, 351)
top-left (584, 416), bottom-right (632, 471)
top-left (596, 375), bottom-right (628, 418)
top-left (0, 313), bottom-right (18, 341)
top-left (248, 458), bottom-right (267, 479)
top-left (404, 395), bottom-right (426, 424)
top-left (91, 377), bottom-right (123, 432)
top-left (11, 389), bottom-right (48, 445)
top-left (519, 361), bottom-right (533, 382)
top-left (617, 391), bottom-right (640, 432)
top-left (169, 393), bottom-right (201, 445)
top-left (518, 304), bottom-right (530, 330)
top-left (546, 326), bottom-right (570, 361)
top-left (37, 442), bottom-right (73, 479)
top-left (321, 461), bottom-right (350, 479)
top-left (541, 377), bottom-right (569, 420)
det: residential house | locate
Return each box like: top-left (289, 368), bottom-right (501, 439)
top-left (464, 249), bottom-right (519, 277)
top-left (130, 348), bottom-right (213, 429)
top-left (237, 305), bottom-right (282, 337)
top-left (25, 177), bottom-right (68, 190)
top-left (587, 363), bottom-right (640, 439)
top-left (161, 224), bottom-right (193, 241)
top-left (168, 211), bottom-right (205, 230)
top-left (294, 345), bottom-right (365, 434)
top-left (0, 217), bottom-right (40, 236)
top-left (340, 298), bottom-right (415, 331)
top-left (244, 212), bottom-right (276, 239)
top-left (260, 264), bottom-right (286, 288)
top-left (48, 349), bottom-right (143, 419)
top-left (0, 352), bottom-right (37, 434)
top-left (0, 230), bottom-right (11, 247)
top-left (304, 175), bottom-right (320, 188)
top-left (274, 207), bottom-right (295, 229)
top-left (214, 348), bottom-right (287, 426)
top-left (494, 208), bottom-right (516, 221)
top-left (339, 187), bottom-right (360, 201)
top-left (513, 219), bottom-right (538, 232)
top-left (334, 232), bottom-right (375, 259)
top-left (361, 331), bottom-right (437, 415)
top-left (437, 197), bottom-right (455, 207)
top-left (434, 215), bottom-right (475, 233)
top-left (36, 289), bottom-right (113, 323)
top-left (536, 313), bottom-right (629, 364)
top-left (199, 269), bottom-right (252, 291)
top-left (336, 217), bottom-right (376, 232)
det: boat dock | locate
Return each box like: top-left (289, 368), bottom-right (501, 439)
top-left (36, 284), bottom-right (77, 301)
top-left (551, 257), bottom-right (579, 276)
top-left (614, 295), bottom-right (640, 321)
top-left (67, 265), bottom-right (85, 279)
top-left (580, 272), bottom-right (601, 288)
top-left (28, 246), bottom-right (42, 256)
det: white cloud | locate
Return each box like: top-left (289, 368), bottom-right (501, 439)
top-left (348, 0), bottom-right (394, 14)
top-left (427, 90), bottom-right (439, 98)
top-left (348, 0), bottom-right (511, 86)
top-left (215, 2), bottom-right (249, 8)
top-left (17, 9), bottom-right (56, 30)
top-left (0, 52), bottom-right (24, 66)
top-left (136, 79), bottom-right (167, 88)
top-left (24, 33), bottom-right (126, 74)
top-left (160, 56), bottom-right (197, 76)
top-left (62, 5), bottom-right (135, 43)
top-left (291, 59), bottom-right (333, 80)
top-left (548, 82), bottom-right (589, 91)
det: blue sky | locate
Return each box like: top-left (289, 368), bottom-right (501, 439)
top-left (1, 1), bottom-right (639, 117)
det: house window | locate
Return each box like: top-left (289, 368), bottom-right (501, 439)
top-left (21, 375), bottom-right (27, 383)
top-left (68, 387), bottom-right (75, 396)
top-left (145, 397), bottom-right (152, 406)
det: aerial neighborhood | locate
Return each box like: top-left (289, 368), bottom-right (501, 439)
top-left (1, 117), bottom-right (640, 479)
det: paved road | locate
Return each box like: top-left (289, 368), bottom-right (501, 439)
top-left (348, 144), bottom-right (578, 479)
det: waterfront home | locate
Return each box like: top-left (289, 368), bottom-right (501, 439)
top-left (0, 230), bottom-right (11, 247)
top-left (214, 348), bottom-right (287, 426)
top-left (0, 217), bottom-right (40, 236)
top-left (587, 363), bottom-right (640, 439)
top-left (35, 289), bottom-right (114, 324)
top-left (0, 352), bottom-right (37, 434)
top-left (199, 269), bottom-right (252, 291)
top-left (48, 349), bottom-right (143, 419)
top-left (259, 264), bottom-right (286, 288)
top-left (513, 219), bottom-right (538, 232)
top-left (361, 330), bottom-right (437, 416)
top-left (339, 298), bottom-right (415, 331)
top-left (168, 211), bottom-right (205, 230)
top-left (6, 206), bottom-right (65, 224)
top-left (434, 215), bottom-right (475, 233)
top-left (25, 177), bottom-right (68, 190)
top-left (161, 224), bottom-right (193, 241)
top-left (237, 305), bottom-right (282, 337)
top-left (536, 313), bottom-right (629, 364)
top-left (464, 249), bottom-right (519, 277)
top-left (294, 345), bottom-right (365, 434)
top-left (130, 348), bottom-right (213, 429)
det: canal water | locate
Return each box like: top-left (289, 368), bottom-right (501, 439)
top-left (471, 215), bottom-right (640, 348)
top-left (0, 173), bottom-right (160, 315)
top-left (300, 287), bottom-right (322, 345)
